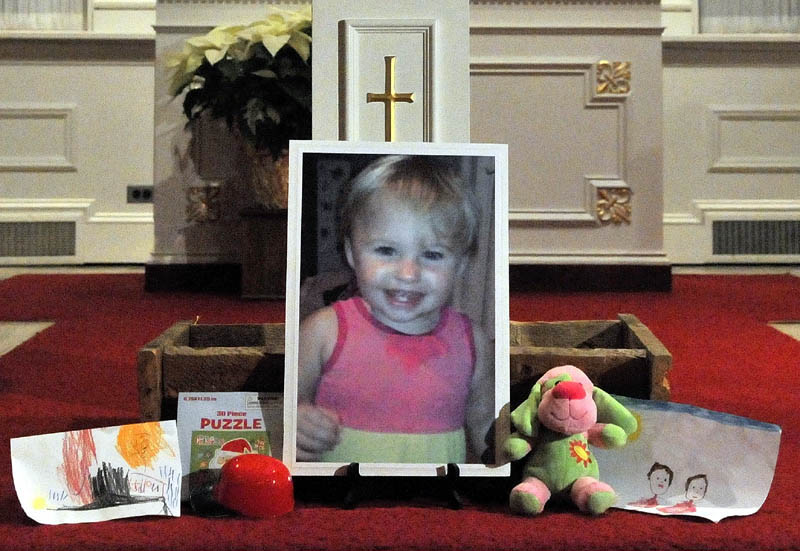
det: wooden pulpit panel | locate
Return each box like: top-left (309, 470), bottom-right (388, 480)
top-left (312, 0), bottom-right (470, 143)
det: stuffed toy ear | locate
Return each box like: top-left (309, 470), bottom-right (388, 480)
top-left (592, 387), bottom-right (638, 436)
top-left (510, 382), bottom-right (543, 438)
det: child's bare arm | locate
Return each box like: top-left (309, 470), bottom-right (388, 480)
top-left (296, 306), bottom-right (341, 461)
top-left (465, 323), bottom-right (495, 463)
top-left (296, 403), bottom-right (340, 461)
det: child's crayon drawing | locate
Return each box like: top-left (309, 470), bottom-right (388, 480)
top-left (11, 420), bottom-right (181, 524)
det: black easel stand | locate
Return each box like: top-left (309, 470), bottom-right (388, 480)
top-left (342, 463), bottom-right (463, 510)
top-left (443, 463), bottom-right (464, 509)
top-left (342, 462), bottom-right (365, 509)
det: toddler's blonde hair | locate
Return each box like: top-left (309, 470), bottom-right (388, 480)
top-left (339, 155), bottom-right (480, 256)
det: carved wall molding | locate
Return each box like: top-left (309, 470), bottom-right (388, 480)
top-left (468, 0), bottom-right (663, 31)
top-left (509, 252), bottom-right (667, 265)
top-left (94, 0), bottom-right (155, 9)
top-left (594, 184), bottom-right (632, 225)
top-left (469, 0), bottom-right (660, 5)
top-left (156, 0), bottom-right (306, 5)
top-left (0, 103), bottom-right (76, 172)
top-left (664, 199), bottom-right (800, 264)
top-left (472, 57), bottom-right (629, 225)
top-left (470, 26), bottom-right (664, 35)
top-left (0, 199), bottom-right (153, 227)
top-left (154, 0), bottom-right (660, 5)
top-left (88, 212), bottom-right (154, 224)
top-left (707, 105), bottom-right (800, 173)
top-left (0, 198), bottom-right (93, 221)
top-left (186, 183), bottom-right (222, 223)
top-left (339, 19), bottom-right (435, 141)
top-left (665, 199), bottom-right (800, 226)
top-left (596, 60), bottom-right (631, 96)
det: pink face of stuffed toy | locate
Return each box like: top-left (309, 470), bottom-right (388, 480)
top-left (536, 366), bottom-right (598, 435)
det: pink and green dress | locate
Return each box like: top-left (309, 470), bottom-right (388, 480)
top-left (314, 297), bottom-right (475, 463)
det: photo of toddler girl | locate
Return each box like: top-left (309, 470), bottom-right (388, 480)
top-left (295, 154), bottom-right (495, 465)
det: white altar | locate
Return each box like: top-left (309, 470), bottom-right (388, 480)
top-left (144, 0), bottom-right (667, 290)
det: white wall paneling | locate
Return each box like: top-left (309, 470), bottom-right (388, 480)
top-left (0, 198), bottom-right (87, 263)
top-left (471, 57), bottom-right (628, 226)
top-left (470, 7), bottom-right (666, 267)
top-left (663, 37), bottom-right (800, 264)
top-left (661, 0), bottom-right (698, 36)
top-left (313, 0), bottom-right (469, 143)
top-left (339, 19), bottom-right (436, 142)
top-left (664, 200), bottom-right (800, 264)
top-left (0, 103), bottom-right (76, 172)
top-left (0, 35), bottom-right (155, 264)
top-left (3, 0), bottom-right (798, 269)
top-left (707, 106), bottom-right (800, 173)
top-left (92, 0), bottom-right (155, 34)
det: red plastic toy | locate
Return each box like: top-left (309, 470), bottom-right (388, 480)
top-left (214, 454), bottom-right (294, 517)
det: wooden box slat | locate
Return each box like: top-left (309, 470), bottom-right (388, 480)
top-left (138, 315), bottom-right (671, 421)
top-left (509, 314), bottom-right (671, 402)
top-left (138, 321), bottom-right (284, 420)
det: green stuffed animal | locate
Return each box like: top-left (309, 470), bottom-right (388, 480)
top-left (506, 365), bottom-right (638, 515)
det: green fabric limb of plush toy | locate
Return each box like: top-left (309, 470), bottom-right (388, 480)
top-left (505, 365), bottom-right (638, 516)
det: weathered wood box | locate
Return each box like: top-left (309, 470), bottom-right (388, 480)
top-left (138, 314), bottom-right (670, 421)
top-left (509, 313), bottom-right (671, 405)
top-left (137, 321), bottom-right (286, 421)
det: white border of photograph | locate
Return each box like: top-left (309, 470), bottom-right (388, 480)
top-left (282, 140), bottom-right (510, 477)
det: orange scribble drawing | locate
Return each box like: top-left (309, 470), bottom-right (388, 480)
top-left (116, 422), bottom-right (174, 469)
top-left (59, 430), bottom-right (97, 506)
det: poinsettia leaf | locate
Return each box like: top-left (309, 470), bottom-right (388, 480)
top-left (287, 32), bottom-right (311, 62)
top-left (184, 53), bottom-right (204, 75)
top-left (252, 69), bottom-right (277, 79)
top-left (204, 48), bottom-right (227, 65)
top-left (261, 34), bottom-right (290, 57)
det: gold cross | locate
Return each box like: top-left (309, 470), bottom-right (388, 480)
top-left (366, 56), bottom-right (415, 142)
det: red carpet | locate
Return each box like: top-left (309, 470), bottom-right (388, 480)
top-left (0, 273), bottom-right (798, 551)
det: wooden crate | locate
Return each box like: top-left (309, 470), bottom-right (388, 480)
top-left (510, 313), bottom-right (671, 402)
top-left (138, 314), bottom-right (671, 420)
top-left (137, 321), bottom-right (285, 421)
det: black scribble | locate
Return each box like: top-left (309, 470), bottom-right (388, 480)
top-left (55, 462), bottom-right (171, 515)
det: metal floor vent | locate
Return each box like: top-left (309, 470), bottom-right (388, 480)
top-left (713, 220), bottom-right (800, 255)
top-left (0, 222), bottom-right (76, 257)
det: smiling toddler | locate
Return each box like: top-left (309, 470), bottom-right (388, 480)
top-left (295, 155), bottom-right (494, 464)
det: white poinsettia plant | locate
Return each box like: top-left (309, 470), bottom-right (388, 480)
top-left (166, 6), bottom-right (312, 160)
